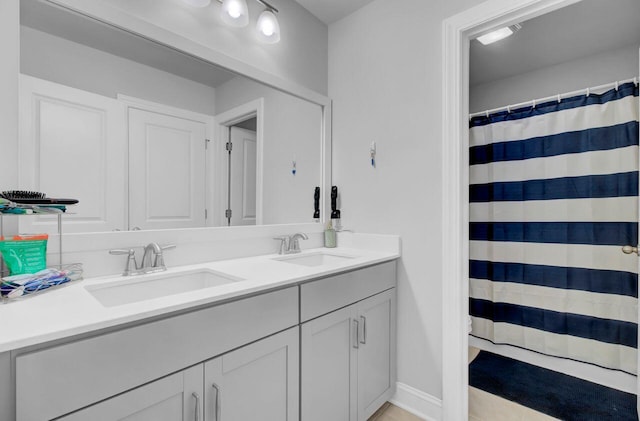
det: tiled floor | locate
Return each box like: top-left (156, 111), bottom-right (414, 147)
top-left (468, 347), bottom-right (559, 421)
top-left (369, 403), bottom-right (424, 421)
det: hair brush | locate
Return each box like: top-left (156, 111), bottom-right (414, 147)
top-left (1, 190), bottom-right (79, 205)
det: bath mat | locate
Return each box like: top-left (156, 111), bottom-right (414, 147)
top-left (469, 350), bottom-right (638, 420)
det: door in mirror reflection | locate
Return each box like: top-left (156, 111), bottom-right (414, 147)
top-left (18, 75), bottom-right (127, 234)
top-left (17, 0), bottom-right (325, 232)
top-left (129, 108), bottom-right (207, 230)
top-left (227, 126), bottom-right (257, 226)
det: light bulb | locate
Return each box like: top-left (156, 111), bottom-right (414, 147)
top-left (256, 9), bottom-right (280, 44)
top-left (477, 24), bottom-right (521, 45)
top-left (228, 3), bottom-right (241, 18)
top-left (261, 19), bottom-right (275, 36)
top-left (221, 0), bottom-right (249, 27)
top-left (182, 0), bottom-right (211, 7)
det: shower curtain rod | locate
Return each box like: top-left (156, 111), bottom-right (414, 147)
top-left (469, 76), bottom-right (639, 119)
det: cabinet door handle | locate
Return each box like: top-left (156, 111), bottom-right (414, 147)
top-left (192, 392), bottom-right (200, 421)
top-left (360, 315), bottom-right (367, 344)
top-left (353, 319), bottom-right (360, 349)
top-left (212, 382), bottom-right (221, 421)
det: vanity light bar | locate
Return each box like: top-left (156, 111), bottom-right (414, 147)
top-left (185, 0), bottom-right (281, 43)
top-left (255, 0), bottom-right (278, 13)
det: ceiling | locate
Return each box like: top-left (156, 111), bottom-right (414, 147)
top-left (293, 0), bottom-right (376, 25)
top-left (470, 0), bottom-right (640, 87)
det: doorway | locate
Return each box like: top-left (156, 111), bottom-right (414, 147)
top-left (213, 98), bottom-right (264, 227)
top-left (442, 0), bottom-right (639, 419)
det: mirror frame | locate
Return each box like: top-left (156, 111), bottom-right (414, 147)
top-left (41, 0), bottom-right (332, 231)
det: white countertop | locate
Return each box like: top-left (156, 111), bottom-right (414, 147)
top-left (0, 246), bottom-right (399, 353)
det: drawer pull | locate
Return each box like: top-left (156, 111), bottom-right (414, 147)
top-left (192, 392), bottom-right (200, 421)
top-left (353, 319), bottom-right (360, 349)
top-left (212, 382), bottom-right (221, 420)
top-left (360, 315), bottom-right (367, 344)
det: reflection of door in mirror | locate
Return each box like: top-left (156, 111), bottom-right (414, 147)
top-left (18, 0), bottom-right (325, 232)
top-left (227, 125), bottom-right (257, 226)
top-left (128, 108), bottom-right (207, 230)
top-left (18, 75), bottom-right (127, 234)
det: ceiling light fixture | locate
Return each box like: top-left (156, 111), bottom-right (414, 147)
top-left (220, 0), bottom-right (249, 27)
top-left (182, 0), bottom-right (281, 44)
top-left (256, 7), bottom-right (280, 44)
top-left (477, 23), bottom-right (521, 45)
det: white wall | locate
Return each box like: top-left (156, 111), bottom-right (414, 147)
top-left (215, 77), bottom-right (322, 225)
top-left (470, 44), bottom-right (639, 112)
top-left (328, 0), bottom-right (485, 411)
top-left (21, 26), bottom-right (217, 115)
top-left (84, 0), bottom-right (328, 95)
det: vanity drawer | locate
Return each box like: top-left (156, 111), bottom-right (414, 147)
top-left (300, 261), bottom-right (396, 322)
top-left (16, 286), bottom-right (298, 421)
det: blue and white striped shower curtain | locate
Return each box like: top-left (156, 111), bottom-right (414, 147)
top-left (469, 82), bottom-right (640, 374)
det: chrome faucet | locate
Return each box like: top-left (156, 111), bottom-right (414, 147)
top-left (109, 243), bottom-right (176, 276)
top-left (140, 242), bottom-right (176, 273)
top-left (274, 233), bottom-right (308, 255)
top-left (288, 233), bottom-right (308, 253)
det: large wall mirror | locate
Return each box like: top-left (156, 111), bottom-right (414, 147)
top-left (16, 0), bottom-right (327, 234)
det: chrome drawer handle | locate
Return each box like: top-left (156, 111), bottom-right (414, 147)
top-left (212, 382), bottom-right (221, 421)
top-left (192, 392), bottom-right (200, 421)
top-left (353, 319), bottom-right (360, 349)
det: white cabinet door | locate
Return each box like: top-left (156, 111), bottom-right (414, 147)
top-left (19, 75), bottom-right (127, 233)
top-left (357, 289), bottom-right (396, 421)
top-left (128, 108), bottom-right (206, 230)
top-left (228, 126), bottom-right (257, 226)
top-left (301, 305), bottom-right (358, 421)
top-left (301, 289), bottom-right (396, 421)
top-left (58, 365), bottom-right (203, 421)
top-left (204, 327), bottom-right (299, 421)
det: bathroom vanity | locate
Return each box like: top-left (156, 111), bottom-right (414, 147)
top-left (0, 1), bottom-right (399, 419)
top-left (0, 246), bottom-right (398, 421)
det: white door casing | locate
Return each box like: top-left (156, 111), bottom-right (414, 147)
top-left (636, 44), bottom-right (639, 418)
top-left (19, 75), bottom-right (127, 233)
top-left (128, 107), bottom-right (207, 230)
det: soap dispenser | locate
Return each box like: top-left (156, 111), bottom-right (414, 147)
top-left (324, 220), bottom-right (337, 248)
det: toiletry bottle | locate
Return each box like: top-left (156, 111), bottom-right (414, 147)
top-left (324, 221), bottom-right (337, 248)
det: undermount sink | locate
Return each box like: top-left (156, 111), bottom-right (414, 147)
top-left (86, 269), bottom-right (243, 307)
top-left (273, 251), bottom-right (356, 267)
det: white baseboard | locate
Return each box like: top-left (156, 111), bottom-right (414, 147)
top-left (390, 382), bottom-right (442, 421)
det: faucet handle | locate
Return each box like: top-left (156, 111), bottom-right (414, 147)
top-left (273, 236), bottom-right (289, 255)
top-left (160, 244), bottom-right (176, 251)
top-left (109, 248), bottom-right (138, 276)
top-left (109, 248), bottom-right (135, 256)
